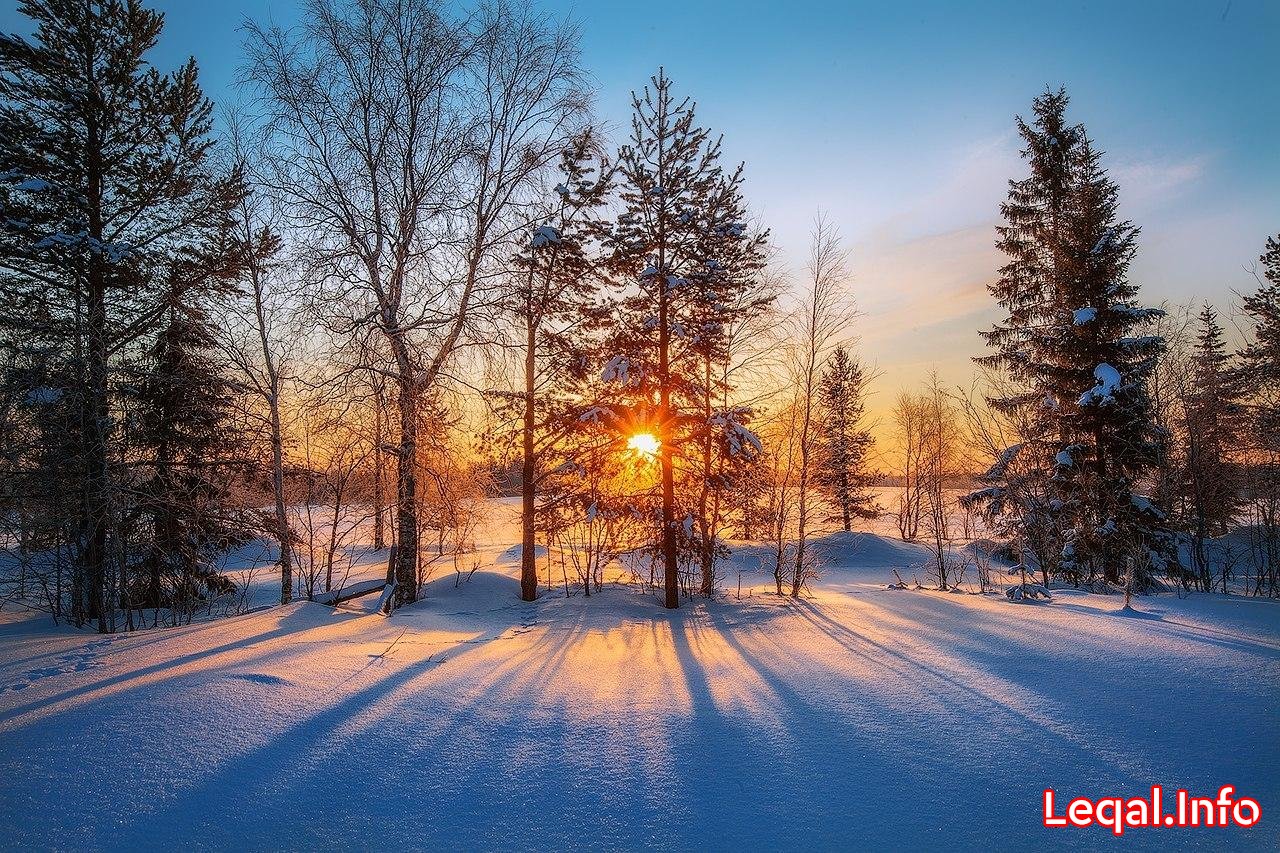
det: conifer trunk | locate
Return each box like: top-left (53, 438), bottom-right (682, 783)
top-left (659, 263), bottom-right (678, 609)
top-left (83, 82), bottom-right (110, 633)
top-left (520, 310), bottom-right (538, 602)
top-left (698, 357), bottom-right (715, 596)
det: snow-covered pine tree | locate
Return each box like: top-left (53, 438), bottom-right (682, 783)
top-left (971, 89), bottom-right (1080, 589)
top-left (686, 168), bottom-right (770, 597)
top-left (972, 88), bottom-right (1171, 593)
top-left (1055, 135), bottom-right (1171, 589)
top-left (500, 129), bottom-right (614, 602)
top-left (0, 0), bottom-right (246, 630)
top-left (815, 346), bottom-right (878, 531)
top-left (603, 69), bottom-right (767, 606)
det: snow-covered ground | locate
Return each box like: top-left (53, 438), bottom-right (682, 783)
top-left (0, 501), bottom-right (1277, 851)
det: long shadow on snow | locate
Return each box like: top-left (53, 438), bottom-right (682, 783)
top-left (791, 599), bottom-right (1160, 785)
top-left (0, 603), bottom-right (364, 729)
top-left (1045, 598), bottom-right (1280, 659)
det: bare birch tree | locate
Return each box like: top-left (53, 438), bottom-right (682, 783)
top-left (789, 215), bottom-right (855, 597)
top-left (918, 373), bottom-right (960, 588)
top-left (244, 0), bottom-right (587, 610)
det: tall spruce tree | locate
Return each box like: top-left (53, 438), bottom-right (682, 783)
top-left (971, 89), bottom-right (1080, 588)
top-left (815, 346), bottom-right (877, 531)
top-left (603, 70), bottom-right (767, 606)
top-left (1238, 235), bottom-right (1280, 448)
top-left (973, 88), bottom-right (1171, 592)
top-left (132, 279), bottom-right (244, 620)
top-left (1236, 235), bottom-right (1280, 596)
top-left (0, 0), bottom-right (245, 629)
top-left (1180, 304), bottom-right (1243, 588)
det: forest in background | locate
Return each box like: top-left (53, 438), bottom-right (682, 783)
top-left (1, 0), bottom-right (1277, 634)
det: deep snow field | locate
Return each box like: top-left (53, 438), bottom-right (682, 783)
top-left (0, 499), bottom-right (1277, 851)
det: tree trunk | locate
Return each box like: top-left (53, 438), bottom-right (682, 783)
top-left (520, 310), bottom-right (538, 602)
top-left (392, 370), bottom-right (419, 608)
top-left (697, 358), bottom-right (715, 596)
top-left (372, 380), bottom-right (386, 550)
top-left (841, 471), bottom-right (851, 532)
top-left (655, 159), bottom-right (678, 609)
top-left (270, 394), bottom-right (292, 605)
top-left (1094, 425), bottom-right (1117, 584)
top-left (792, 387), bottom-right (814, 598)
top-left (83, 109), bottom-right (110, 633)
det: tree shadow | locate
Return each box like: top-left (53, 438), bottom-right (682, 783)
top-left (0, 603), bottom-right (364, 730)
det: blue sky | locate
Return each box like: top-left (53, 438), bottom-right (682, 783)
top-left (4, 0), bottom-right (1277, 433)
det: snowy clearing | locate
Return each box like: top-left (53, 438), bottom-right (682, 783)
top-left (0, 505), bottom-right (1277, 851)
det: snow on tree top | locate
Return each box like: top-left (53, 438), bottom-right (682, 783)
top-left (1129, 494), bottom-right (1167, 521)
top-left (1091, 227), bottom-right (1115, 254)
top-left (981, 443), bottom-right (1023, 480)
top-left (600, 355), bottom-right (630, 384)
top-left (1072, 307), bottom-right (1096, 325)
top-left (1109, 303), bottom-right (1162, 320)
top-left (25, 386), bottom-right (62, 405)
top-left (1078, 363), bottom-right (1121, 406)
top-left (34, 231), bottom-right (134, 262)
top-left (531, 225), bottom-right (561, 248)
top-left (709, 410), bottom-right (762, 458)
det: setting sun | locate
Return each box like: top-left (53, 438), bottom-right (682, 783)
top-left (627, 432), bottom-right (660, 458)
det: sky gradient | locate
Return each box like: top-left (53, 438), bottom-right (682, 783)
top-left (4, 0), bottom-right (1277, 450)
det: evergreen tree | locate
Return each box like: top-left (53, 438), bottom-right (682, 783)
top-left (972, 88), bottom-right (1171, 592)
top-left (0, 0), bottom-right (245, 629)
top-left (1179, 305), bottom-right (1243, 588)
top-left (971, 89), bottom-right (1081, 587)
top-left (1054, 135), bottom-right (1170, 589)
top-left (602, 70), bottom-right (767, 606)
top-left (1236, 235), bottom-right (1280, 597)
top-left (1238, 235), bottom-right (1280, 448)
top-left (499, 130), bottom-right (613, 602)
top-left (131, 278), bottom-right (244, 618)
top-left (687, 165), bottom-right (770, 597)
top-left (815, 346), bottom-right (878, 531)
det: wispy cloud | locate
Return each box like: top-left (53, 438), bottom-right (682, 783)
top-left (1109, 154), bottom-right (1209, 212)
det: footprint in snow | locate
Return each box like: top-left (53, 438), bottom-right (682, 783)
top-left (223, 672), bottom-right (292, 686)
top-left (0, 655), bottom-right (105, 693)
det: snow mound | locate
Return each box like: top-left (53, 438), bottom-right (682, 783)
top-left (498, 543), bottom-right (549, 563)
top-left (806, 531), bottom-right (935, 572)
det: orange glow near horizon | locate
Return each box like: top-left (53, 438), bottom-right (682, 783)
top-left (627, 432), bottom-right (660, 459)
